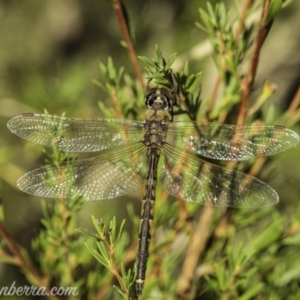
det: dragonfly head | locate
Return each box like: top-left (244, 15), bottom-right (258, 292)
top-left (145, 87), bottom-right (173, 111)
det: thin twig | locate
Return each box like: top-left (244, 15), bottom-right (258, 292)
top-left (176, 206), bottom-right (214, 300)
top-left (112, 0), bottom-right (145, 89)
top-left (287, 87), bottom-right (300, 115)
top-left (237, 0), bottom-right (272, 126)
top-left (111, 85), bottom-right (125, 119)
top-left (100, 233), bottom-right (128, 294)
top-left (0, 222), bottom-right (42, 281)
top-left (0, 222), bottom-right (60, 300)
top-left (284, 87), bottom-right (300, 127)
top-left (234, 0), bottom-right (255, 39)
top-left (207, 75), bottom-right (222, 112)
top-left (216, 0), bottom-right (274, 261)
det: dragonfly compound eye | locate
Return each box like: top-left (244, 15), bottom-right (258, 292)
top-left (145, 87), bottom-right (172, 110)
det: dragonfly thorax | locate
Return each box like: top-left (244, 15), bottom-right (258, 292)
top-left (143, 120), bottom-right (168, 148)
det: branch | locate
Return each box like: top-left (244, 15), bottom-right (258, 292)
top-left (112, 0), bottom-right (145, 88)
top-left (207, 1), bottom-right (255, 115)
top-left (234, 0), bottom-right (255, 39)
top-left (237, 0), bottom-right (272, 126)
top-left (176, 206), bottom-right (215, 300)
top-left (0, 222), bottom-right (60, 300)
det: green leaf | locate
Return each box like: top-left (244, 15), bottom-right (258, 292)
top-left (120, 40), bottom-right (128, 48)
top-left (155, 45), bottom-right (165, 67)
top-left (195, 21), bottom-right (207, 32)
top-left (77, 228), bottom-right (99, 240)
top-left (116, 219), bottom-right (126, 245)
top-left (274, 263), bottom-right (300, 286)
top-left (138, 56), bottom-right (157, 68)
top-left (85, 242), bottom-right (108, 266)
top-left (187, 72), bottom-right (202, 93)
top-left (91, 215), bottom-right (106, 238)
top-left (109, 216), bottom-right (117, 246)
top-left (97, 240), bottom-right (110, 263)
top-left (113, 285), bottom-right (125, 297)
top-left (282, 233), bottom-right (300, 246)
top-left (250, 217), bottom-right (284, 253)
top-left (182, 62), bottom-right (189, 77)
top-left (165, 52), bottom-right (177, 69)
top-left (116, 66), bottom-right (124, 85)
top-left (206, 2), bottom-right (217, 27)
top-left (186, 74), bottom-right (196, 88)
top-left (238, 283), bottom-right (264, 300)
top-left (107, 57), bottom-right (117, 81)
top-left (99, 61), bottom-right (107, 76)
top-left (199, 8), bottom-right (211, 30)
top-left (0, 205), bottom-right (4, 222)
top-left (218, 2), bottom-right (227, 29)
top-left (265, 0), bottom-right (283, 25)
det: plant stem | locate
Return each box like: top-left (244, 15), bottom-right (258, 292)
top-left (176, 206), bottom-right (214, 300)
top-left (112, 0), bottom-right (145, 89)
top-left (0, 222), bottom-right (60, 300)
top-left (237, 0), bottom-right (272, 126)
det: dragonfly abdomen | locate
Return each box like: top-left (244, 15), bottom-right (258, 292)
top-left (136, 148), bottom-right (159, 295)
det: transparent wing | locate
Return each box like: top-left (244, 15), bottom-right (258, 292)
top-left (158, 144), bottom-right (279, 207)
top-left (166, 122), bottom-right (299, 160)
top-left (7, 113), bottom-right (145, 152)
top-left (17, 143), bottom-right (148, 200)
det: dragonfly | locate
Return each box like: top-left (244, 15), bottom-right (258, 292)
top-left (7, 83), bottom-right (300, 296)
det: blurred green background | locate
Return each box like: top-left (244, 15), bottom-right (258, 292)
top-left (0, 0), bottom-right (300, 298)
